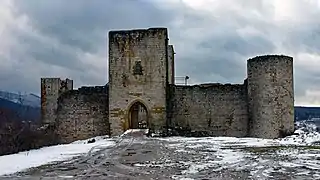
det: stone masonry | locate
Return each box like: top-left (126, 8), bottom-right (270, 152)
top-left (55, 86), bottom-right (109, 143)
top-left (41, 27), bottom-right (295, 143)
top-left (41, 78), bottom-right (73, 125)
top-left (108, 28), bottom-right (170, 136)
top-left (247, 55), bottom-right (294, 138)
top-left (167, 83), bottom-right (249, 137)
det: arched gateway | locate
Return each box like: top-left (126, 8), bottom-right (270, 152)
top-left (108, 28), bottom-right (175, 136)
top-left (128, 101), bottom-right (148, 129)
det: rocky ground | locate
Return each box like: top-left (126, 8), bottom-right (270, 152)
top-left (1, 127), bottom-right (320, 180)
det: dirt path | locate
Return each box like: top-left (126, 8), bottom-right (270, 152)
top-left (1, 130), bottom-right (178, 180)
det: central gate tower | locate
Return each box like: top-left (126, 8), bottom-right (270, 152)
top-left (108, 28), bottom-right (174, 136)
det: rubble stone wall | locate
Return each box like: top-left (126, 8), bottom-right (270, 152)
top-left (168, 83), bottom-right (249, 137)
top-left (55, 86), bottom-right (109, 144)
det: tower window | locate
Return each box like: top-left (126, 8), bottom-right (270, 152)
top-left (133, 61), bottom-right (144, 75)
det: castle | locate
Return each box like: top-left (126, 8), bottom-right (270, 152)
top-left (41, 27), bottom-right (294, 143)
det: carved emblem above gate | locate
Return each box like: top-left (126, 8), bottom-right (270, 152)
top-left (133, 61), bottom-right (144, 75)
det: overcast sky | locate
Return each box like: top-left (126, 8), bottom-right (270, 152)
top-left (0, 0), bottom-right (320, 106)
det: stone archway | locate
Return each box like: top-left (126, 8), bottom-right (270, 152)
top-left (128, 101), bottom-right (149, 129)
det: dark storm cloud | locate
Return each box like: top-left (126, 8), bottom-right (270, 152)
top-left (168, 11), bottom-right (276, 83)
top-left (184, 34), bottom-right (275, 83)
top-left (14, 30), bottom-right (86, 71)
top-left (5, 0), bottom-right (175, 93)
top-left (13, 0), bottom-right (173, 53)
top-left (1, 0), bottom-right (320, 105)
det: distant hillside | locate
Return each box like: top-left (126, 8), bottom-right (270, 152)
top-left (294, 106), bottom-right (320, 121)
top-left (0, 91), bottom-right (40, 108)
top-left (0, 98), bottom-right (40, 122)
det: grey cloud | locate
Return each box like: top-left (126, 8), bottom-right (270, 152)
top-left (7, 0), bottom-right (279, 88)
top-left (13, 0), bottom-right (173, 53)
top-left (295, 67), bottom-right (320, 97)
top-left (15, 32), bottom-right (85, 71)
top-left (1, 0), bottom-right (319, 105)
top-left (284, 25), bottom-right (320, 54)
top-left (5, 0), bottom-right (175, 93)
top-left (173, 21), bottom-right (275, 83)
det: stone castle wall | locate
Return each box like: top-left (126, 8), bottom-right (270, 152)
top-left (168, 83), bottom-right (249, 137)
top-left (40, 28), bottom-right (295, 143)
top-left (167, 55), bottom-right (294, 138)
top-left (55, 86), bottom-right (109, 144)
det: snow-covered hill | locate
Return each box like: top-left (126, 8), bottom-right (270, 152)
top-left (0, 91), bottom-right (40, 108)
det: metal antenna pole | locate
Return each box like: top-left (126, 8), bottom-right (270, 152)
top-left (185, 76), bottom-right (189, 85)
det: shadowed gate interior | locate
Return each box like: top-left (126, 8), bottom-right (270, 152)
top-left (128, 101), bottom-right (148, 129)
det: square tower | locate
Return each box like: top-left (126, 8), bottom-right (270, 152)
top-left (108, 28), bottom-right (169, 135)
top-left (41, 78), bottom-right (73, 124)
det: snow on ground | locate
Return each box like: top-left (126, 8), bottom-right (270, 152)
top-left (160, 121), bottom-right (320, 147)
top-left (154, 122), bottom-right (320, 179)
top-left (279, 121), bottom-right (320, 145)
top-left (120, 129), bottom-right (149, 137)
top-left (0, 121), bottom-right (319, 179)
top-left (0, 136), bottom-right (115, 176)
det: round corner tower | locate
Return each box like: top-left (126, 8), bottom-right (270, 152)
top-left (247, 55), bottom-right (294, 139)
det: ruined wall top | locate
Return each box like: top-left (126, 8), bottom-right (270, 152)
top-left (109, 27), bottom-right (168, 38)
top-left (173, 82), bottom-right (246, 90)
top-left (58, 85), bottom-right (108, 100)
top-left (78, 85), bottom-right (108, 94)
top-left (247, 55), bottom-right (293, 63)
top-left (108, 28), bottom-right (168, 49)
top-left (41, 77), bottom-right (72, 82)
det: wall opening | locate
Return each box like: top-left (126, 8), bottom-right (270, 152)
top-left (128, 101), bottom-right (148, 129)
